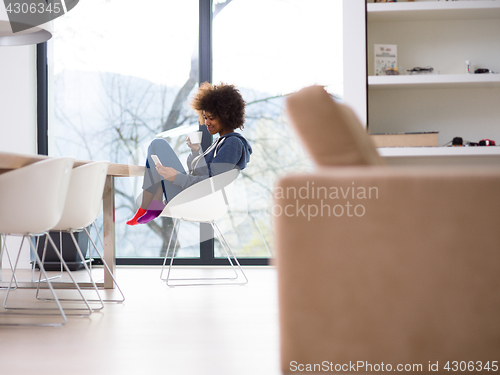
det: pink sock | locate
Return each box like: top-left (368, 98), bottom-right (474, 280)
top-left (137, 200), bottom-right (165, 224)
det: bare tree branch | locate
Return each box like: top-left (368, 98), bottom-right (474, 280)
top-left (162, 0), bottom-right (233, 132)
top-left (214, 0), bottom-right (233, 18)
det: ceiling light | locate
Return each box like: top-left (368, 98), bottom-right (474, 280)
top-left (0, 2), bottom-right (52, 46)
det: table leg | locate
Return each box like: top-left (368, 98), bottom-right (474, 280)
top-left (103, 175), bottom-right (115, 289)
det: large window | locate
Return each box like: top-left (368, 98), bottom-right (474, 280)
top-left (46, 0), bottom-right (343, 264)
top-left (49, 0), bottom-right (201, 262)
top-left (212, 0), bottom-right (343, 258)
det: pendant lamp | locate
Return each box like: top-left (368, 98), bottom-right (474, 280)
top-left (0, 2), bottom-right (52, 46)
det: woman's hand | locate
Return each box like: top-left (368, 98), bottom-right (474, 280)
top-left (156, 165), bottom-right (177, 181)
top-left (186, 137), bottom-right (201, 152)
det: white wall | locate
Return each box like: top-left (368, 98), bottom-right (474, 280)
top-left (0, 45), bottom-right (37, 153)
top-left (343, 0), bottom-right (367, 126)
top-left (0, 45), bottom-right (38, 271)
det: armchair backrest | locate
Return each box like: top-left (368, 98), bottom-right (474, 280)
top-left (286, 85), bottom-right (384, 166)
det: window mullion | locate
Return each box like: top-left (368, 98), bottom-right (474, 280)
top-left (199, 0), bottom-right (214, 264)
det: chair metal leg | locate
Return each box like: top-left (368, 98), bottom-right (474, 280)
top-left (31, 234), bottom-right (94, 316)
top-left (212, 222), bottom-right (248, 285)
top-left (34, 232), bottom-right (104, 312)
top-left (159, 218), bottom-right (180, 282)
top-left (84, 223), bottom-right (126, 303)
top-left (0, 234), bottom-right (18, 290)
top-left (160, 220), bottom-right (248, 287)
top-left (32, 233), bottom-right (63, 283)
top-left (67, 230), bottom-right (104, 308)
top-left (249, 213), bottom-right (273, 257)
top-left (1, 235), bottom-right (67, 327)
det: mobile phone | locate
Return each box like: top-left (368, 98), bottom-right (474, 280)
top-left (151, 155), bottom-right (162, 166)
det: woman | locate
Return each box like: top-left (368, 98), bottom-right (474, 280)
top-left (127, 82), bottom-right (252, 225)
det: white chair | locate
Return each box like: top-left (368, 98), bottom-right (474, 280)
top-left (0, 157), bottom-right (87, 326)
top-left (40, 161), bottom-right (125, 303)
top-left (159, 169), bottom-right (248, 287)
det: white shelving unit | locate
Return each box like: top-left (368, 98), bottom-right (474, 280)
top-left (367, 1), bottom-right (500, 22)
top-left (358, 0), bottom-right (500, 148)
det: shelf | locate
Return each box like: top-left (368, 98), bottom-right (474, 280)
top-left (368, 74), bottom-right (500, 90)
top-left (378, 146), bottom-right (500, 166)
top-left (378, 146), bottom-right (500, 157)
top-left (367, 1), bottom-right (500, 22)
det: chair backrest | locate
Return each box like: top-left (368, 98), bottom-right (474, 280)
top-left (160, 169), bottom-right (240, 223)
top-left (0, 157), bottom-right (74, 234)
top-left (286, 85), bottom-right (385, 166)
top-left (52, 161), bottom-right (109, 231)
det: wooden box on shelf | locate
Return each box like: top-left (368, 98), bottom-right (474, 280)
top-left (370, 131), bottom-right (439, 147)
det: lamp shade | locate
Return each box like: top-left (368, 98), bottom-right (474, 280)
top-left (0, 2), bottom-right (52, 46)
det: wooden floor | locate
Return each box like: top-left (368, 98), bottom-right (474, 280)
top-left (0, 267), bottom-right (281, 375)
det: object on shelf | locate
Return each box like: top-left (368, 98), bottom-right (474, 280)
top-left (407, 66), bottom-right (434, 75)
top-left (475, 68), bottom-right (496, 74)
top-left (374, 44), bottom-right (397, 76)
top-left (452, 137), bottom-right (463, 147)
top-left (370, 132), bottom-right (438, 148)
top-left (479, 139), bottom-right (496, 146)
top-left (443, 137), bottom-right (497, 147)
top-left (383, 67), bottom-right (400, 75)
top-left (466, 60), bottom-right (471, 74)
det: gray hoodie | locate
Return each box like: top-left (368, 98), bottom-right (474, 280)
top-left (173, 132), bottom-right (252, 190)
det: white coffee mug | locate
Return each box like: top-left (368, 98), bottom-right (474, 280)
top-left (189, 131), bottom-right (203, 144)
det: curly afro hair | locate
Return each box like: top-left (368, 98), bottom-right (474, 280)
top-left (191, 82), bottom-right (246, 130)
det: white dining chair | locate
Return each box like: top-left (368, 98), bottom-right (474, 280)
top-left (39, 161), bottom-right (125, 303)
top-left (0, 157), bottom-right (90, 326)
top-left (159, 169), bottom-right (248, 287)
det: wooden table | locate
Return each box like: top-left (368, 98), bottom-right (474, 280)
top-left (0, 151), bottom-right (145, 289)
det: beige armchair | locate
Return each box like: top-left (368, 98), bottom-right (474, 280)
top-left (274, 86), bottom-right (500, 374)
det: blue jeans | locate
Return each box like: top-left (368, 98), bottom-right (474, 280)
top-left (142, 138), bottom-right (185, 203)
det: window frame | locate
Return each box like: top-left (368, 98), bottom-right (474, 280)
top-left (37, 0), bottom-right (270, 266)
